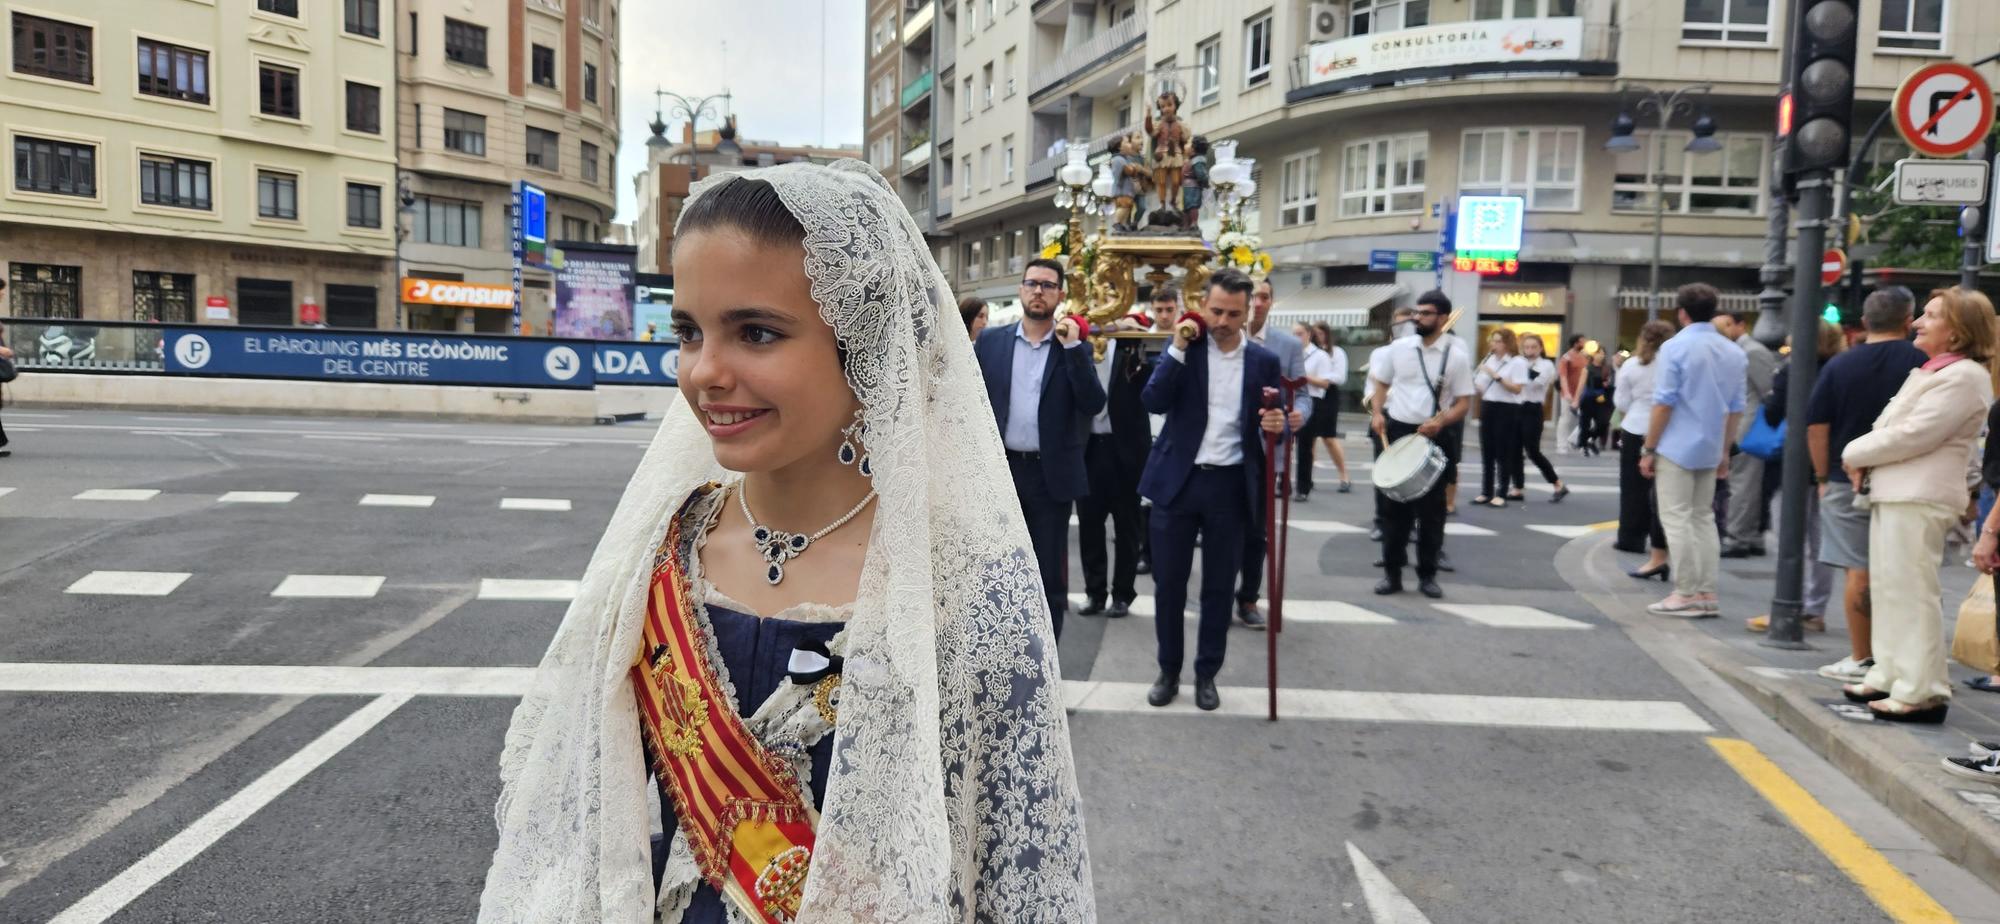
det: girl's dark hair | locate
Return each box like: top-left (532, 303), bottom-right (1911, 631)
top-left (672, 177), bottom-right (805, 256)
top-left (1191, 135), bottom-right (1210, 156)
top-left (959, 296), bottom-right (988, 330)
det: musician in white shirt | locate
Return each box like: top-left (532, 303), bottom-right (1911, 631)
top-left (1293, 322), bottom-right (1351, 498)
top-left (1367, 291), bottom-right (1474, 598)
top-left (1512, 334), bottom-right (1569, 502)
top-left (1362, 306), bottom-right (1417, 539)
top-left (1472, 329), bottom-right (1529, 507)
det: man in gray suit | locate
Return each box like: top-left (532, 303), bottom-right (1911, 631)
top-left (1236, 278), bottom-right (1308, 627)
top-left (1716, 306), bottom-right (1778, 557)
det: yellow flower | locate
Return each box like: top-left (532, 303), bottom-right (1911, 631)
top-left (1040, 242), bottom-right (1063, 259)
top-left (1230, 245), bottom-right (1253, 265)
top-left (1256, 252), bottom-right (1274, 272)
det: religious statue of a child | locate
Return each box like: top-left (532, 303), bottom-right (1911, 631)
top-left (1144, 89), bottom-right (1190, 214)
top-left (1110, 131), bottom-right (1148, 230)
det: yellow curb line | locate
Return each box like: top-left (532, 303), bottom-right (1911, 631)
top-left (1708, 737), bottom-right (1954, 923)
top-left (1587, 520), bottom-right (1617, 531)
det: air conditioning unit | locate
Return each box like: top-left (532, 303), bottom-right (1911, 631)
top-left (1308, 2), bottom-right (1347, 42)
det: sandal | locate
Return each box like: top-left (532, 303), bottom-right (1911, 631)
top-left (1966, 677), bottom-right (2000, 694)
top-left (1472, 495), bottom-right (1493, 506)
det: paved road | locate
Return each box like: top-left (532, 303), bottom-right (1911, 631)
top-left (0, 408), bottom-right (1995, 922)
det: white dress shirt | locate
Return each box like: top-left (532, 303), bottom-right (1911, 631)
top-left (1369, 334), bottom-right (1476, 426)
top-left (1614, 356), bottom-right (1660, 436)
top-left (1167, 339), bottom-right (1247, 466)
top-left (1474, 354), bottom-right (1529, 404)
top-left (1300, 344), bottom-right (1335, 399)
top-left (1519, 357), bottom-right (1558, 405)
top-left (1328, 346), bottom-right (1349, 388)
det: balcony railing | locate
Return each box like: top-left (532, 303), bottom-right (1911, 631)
top-left (937, 191), bottom-right (953, 218)
top-left (901, 1), bottom-right (934, 44)
top-left (1024, 123), bottom-right (1137, 190)
top-left (1029, 10), bottom-right (1145, 97)
top-left (1286, 20), bottom-right (1619, 104)
top-left (901, 70), bottom-right (935, 110)
top-left (1617, 287), bottom-right (1759, 314)
top-left (901, 140), bottom-right (934, 174)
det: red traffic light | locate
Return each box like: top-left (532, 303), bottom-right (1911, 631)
top-left (1777, 92), bottom-right (1794, 138)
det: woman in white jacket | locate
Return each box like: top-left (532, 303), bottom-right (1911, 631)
top-left (1840, 288), bottom-right (1999, 722)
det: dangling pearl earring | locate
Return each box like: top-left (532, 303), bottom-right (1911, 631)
top-left (837, 408), bottom-right (872, 476)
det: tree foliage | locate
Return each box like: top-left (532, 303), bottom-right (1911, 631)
top-left (1852, 165), bottom-right (1966, 270)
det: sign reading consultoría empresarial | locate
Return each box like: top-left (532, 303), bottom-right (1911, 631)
top-left (1306, 17), bottom-right (1584, 84)
top-left (161, 327), bottom-right (594, 389)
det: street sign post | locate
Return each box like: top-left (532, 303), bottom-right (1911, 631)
top-left (1820, 248), bottom-right (1847, 286)
top-left (1891, 61), bottom-right (1996, 158)
top-left (1892, 158), bottom-right (1991, 205)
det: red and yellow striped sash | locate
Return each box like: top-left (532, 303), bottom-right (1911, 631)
top-left (631, 527), bottom-right (816, 923)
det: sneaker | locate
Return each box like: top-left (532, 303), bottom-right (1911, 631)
top-left (1970, 740), bottom-right (2000, 761)
top-left (1816, 656), bottom-right (1874, 682)
top-left (1648, 593), bottom-right (1717, 618)
top-left (1943, 755), bottom-right (2000, 783)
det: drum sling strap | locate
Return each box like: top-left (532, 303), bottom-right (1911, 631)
top-left (1415, 340), bottom-right (1451, 419)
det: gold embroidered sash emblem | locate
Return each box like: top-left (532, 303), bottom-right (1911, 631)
top-left (647, 643), bottom-right (707, 758)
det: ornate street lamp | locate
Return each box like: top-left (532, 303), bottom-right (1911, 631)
top-left (1053, 143), bottom-right (1112, 302)
top-left (1606, 85), bottom-right (1717, 321)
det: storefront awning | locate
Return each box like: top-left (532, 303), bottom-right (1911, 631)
top-left (1270, 284), bottom-right (1405, 329)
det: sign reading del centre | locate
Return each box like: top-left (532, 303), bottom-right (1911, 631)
top-left (163, 328), bottom-right (595, 389)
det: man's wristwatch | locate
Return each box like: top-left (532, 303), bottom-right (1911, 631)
top-left (1640, 446), bottom-right (1657, 458)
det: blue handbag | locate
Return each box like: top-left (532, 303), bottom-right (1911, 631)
top-left (1739, 409), bottom-right (1786, 461)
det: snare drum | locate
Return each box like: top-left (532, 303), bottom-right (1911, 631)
top-left (1372, 434), bottom-right (1448, 504)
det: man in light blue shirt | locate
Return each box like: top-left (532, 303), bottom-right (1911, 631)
top-left (1639, 283), bottom-right (1746, 618)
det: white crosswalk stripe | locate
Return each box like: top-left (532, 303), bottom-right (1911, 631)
top-left (1442, 523), bottom-right (1496, 537)
top-left (500, 497), bottom-right (573, 511)
top-left (1074, 594), bottom-right (1397, 624)
top-left (1526, 524), bottom-right (1599, 539)
top-left (66, 571), bottom-right (191, 596)
top-left (217, 491), bottom-right (299, 504)
top-left (477, 578), bottom-right (580, 601)
top-left (1289, 519), bottom-right (1368, 534)
top-left (1530, 483), bottom-right (1617, 494)
top-left (0, 487), bottom-right (14, 500)
top-left (270, 575), bottom-right (386, 598)
top-left (1064, 681), bottom-right (1711, 731)
top-left (1431, 603), bottom-right (1592, 630)
top-left (73, 489), bottom-right (160, 501)
top-left (359, 494), bottom-right (436, 508)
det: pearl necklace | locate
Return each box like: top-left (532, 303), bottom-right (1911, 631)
top-left (737, 481), bottom-right (877, 585)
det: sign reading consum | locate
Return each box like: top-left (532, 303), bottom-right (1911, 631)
top-left (1454, 196), bottom-right (1525, 253)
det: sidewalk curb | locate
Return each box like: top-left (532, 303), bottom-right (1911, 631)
top-left (1702, 653), bottom-right (2000, 891)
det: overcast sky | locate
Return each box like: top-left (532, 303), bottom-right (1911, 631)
top-left (614, 0), bottom-right (865, 222)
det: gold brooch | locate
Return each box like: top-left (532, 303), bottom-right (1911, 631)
top-left (811, 675), bottom-right (841, 726)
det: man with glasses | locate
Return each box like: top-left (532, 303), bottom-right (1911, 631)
top-left (1368, 291), bottom-right (1473, 598)
top-left (975, 258), bottom-right (1108, 639)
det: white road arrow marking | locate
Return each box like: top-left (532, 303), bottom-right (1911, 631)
top-left (1346, 841), bottom-right (1434, 924)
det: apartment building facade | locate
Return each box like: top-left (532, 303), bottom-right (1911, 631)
top-left (2, 0), bottom-right (399, 329)
top-left (883, 0), bottom-right (1992, 350)
top-left (632, 120), bottom-right (861, 274)
top-left (397, 0), bottom-right (622, 334)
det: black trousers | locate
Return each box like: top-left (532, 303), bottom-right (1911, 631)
top-left (1009, 454), bottom-right (1072, 640)
top-left (1370, 426), bottom-right (1387, 531)
top-left (1380, 418), bottom-right (1451, 580)
top-left (1297, 391), bottom-right (1341, 495)
top-left (1515, 405), bottom-right (1559, 490)
top-left (1616, 435), bottom-right (1668, 551)
top-left (1076, 434), bottom-right (1142, 606)
top-left (1152, 466), bottom-right (1246, 680)
top-left (1477, 402), bottom-right (1519, 499)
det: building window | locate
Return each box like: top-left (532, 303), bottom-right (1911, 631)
top-left (962, 77), bottom-right (974, 121)
top-left (1352, 0), bottom-right (1430, 35)
top-left (257, 170), bottom-right (299, 220)
top-left (259, 63), bottom-right (301, 118)
top-left (1879, 0), bottom-right (1945, 51)
top-left (1279, 150), bottom-right (1319, 226)
top-left (1472, 0), bottom-right (1572, 17)
top-left (11, 13), bottom-right (93, 84)
top-left (1681, 0), bottom-right (1771, 44)
top-left (1195, 37), bottom-right (1221, 107)
top-left (412, 195), bottom-right (482, 247)
top-left (346, 82), bottom-right (381, 134)
top-left (562, 216), bottom-right (590, 241)
top-left (257, 0), bottom-right (299, 17)
top-left (531, 44), bottom-right (556, 88)
top-left (1459, 127), bottom-right (1583, 210)
top-left (12, 135), bottom-right (96, 197)
top-left (443, 108), bottom-right (487, 156)
top-left (445, 18), bottom-right (488, 67)
top-left (1613, 130), bottom-right (1767, 216)
top-left (584, 62), bottom-right (599, 103)
top-left (581, 141), bottom-right (600, 183)
top-left (346, 182), bottom-right (382, 228)
top-left (138, 39), bottom-right (209, 104)
top-left (1004, 47), bottom-right (1016, 96)
top-left (1003, 136), bottom-right (1015, 183)
top-left (132, 271), bottom-right (194, 323)
top-left (982, 62), bottom-right (994, 108)
top-left (962, 155), bottom-right (973, 195)
top-left (1339, 133), bottom-right (1427, 217)
top-left (1243, 12), bottom-right (1272, 86)
top-left (980, 144), bottom-right (992, 189)
top-left (139, 154), bottom-right (211, 210)
top-left (526, 127), bottom-right (560, 170)
top-left (344, 0), bottom-right (380, 38)
top-left (9, 263), bottom-right (82, 319)
top-left (966, 240), bottom-right (982, 280)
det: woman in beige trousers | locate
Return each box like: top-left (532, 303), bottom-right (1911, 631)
top-left (1840, 288), bottom-right (1999, 722)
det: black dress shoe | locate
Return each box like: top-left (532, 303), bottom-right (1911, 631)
top-left (1418, 579), bottom-right (1444, 599)
top-left (1374, 577), bottom-right (1403, 595)
top-left (1107, 600), bottom-right (1131, 618)
top-left (1077, 596), bottom-right (1107, 616)
top-left (1372, 556), bottom-right (1386, 567)
top-left (1236, 601), bottom-right (1267, 630)
top-left (1194, 676), bottom-right (1220, 711)
top-left (1135, 556), bottom-right (1151, 576)
top-left (1146, 673), bottom-right (1179, 707)
top-left (1437, 551), bottom-right (1456, 573)
top-left (1369, 526), bottom-right (1384, 542)
top-left (1721, 544), bottom-right (1767, 559)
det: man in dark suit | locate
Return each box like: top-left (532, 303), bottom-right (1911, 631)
top-left (975, 257), bottom-right (1108, 640)
top-left (1138, 269), bottom-right (1297, 711)
top-left (1076, 313), bottom-right (1155, 619)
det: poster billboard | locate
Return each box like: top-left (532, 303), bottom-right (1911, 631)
top-left (553, 247), bottom-right (637, 340)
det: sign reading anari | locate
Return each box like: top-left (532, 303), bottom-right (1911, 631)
top-left (1306, 17), bottom-right (1584, 83)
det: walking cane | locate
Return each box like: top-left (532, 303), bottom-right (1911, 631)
top-left (1261, 377), bottom-right (1304, 722)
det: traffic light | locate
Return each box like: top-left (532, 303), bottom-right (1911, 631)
top-left (1821, 304), bottom-right (1841, 324)
top-left (1782, 0), bottom-right (1859, 176)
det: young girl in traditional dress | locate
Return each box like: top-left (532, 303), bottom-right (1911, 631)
top-left (477, 161), bottom-right (1095, 923)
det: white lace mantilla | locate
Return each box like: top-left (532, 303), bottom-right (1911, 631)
top-left (476, 159), bottom-right (1096, 923)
